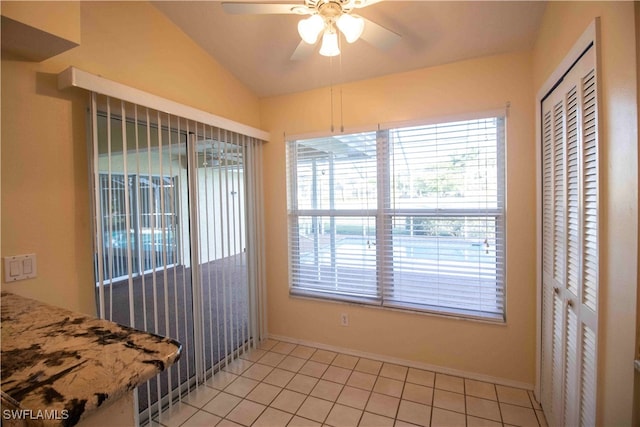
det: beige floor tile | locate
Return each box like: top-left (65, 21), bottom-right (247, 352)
top-left (355, 358), bottom-right (383, 375)
top-left (337, 386), bottom-right (371, 410)
top-left (373, 376), bottom-right (405, 398)
top-left (159, 342), bottom-right (552, 427)
top-left (500, 402), bottom-right (539, 427)
top-left (240, 348), bottom-right (267, 362)
top-left (322, 366), bottom-right (353, 384)
top-left (259, 351), bottom-right (288, 367)
top-left (258, 339), bottom-right (279, 351)
top-left (332, 354), bottom-right (360, 370)
top-left (224, 358), bottom-right (253, 375)
top-left (181, 410), bottom-right (222, 427)
top-left (536, 409), bottom-right (548, 427)
top-left (300, 360), bottom-right (330, 378)
top-left (203, 392), bottom-right (242, 417)
top-left (253, 407), bottom-right (293, 427)
top-left (365, 392), bottom-right (400, 418)
top-left (406, 368), bottom-right (435, 388)
top-left (402, 383), bottom-right (433, 406)
top-left (311, 379), bottom-right (344, 401)
top-left (287, 373), bottom-right (320, 394)
top-left (358, 412), bottom-right (395, 427)
top-left (291, 345), bottom-right (317, 360)
top-left (216, 419), bottom-right (245, 427)
top-left (208, 371), bottom-right (239, 390)
top-left (465, 379), bottom-right (497, 401)
top-left (279, 355), bottom-right (307, 372)
top-left (226, 399), bottom-right (266, 426)
top-left (288, 415), bottom-right (323, 427)
top-left (430, 407), bottom-right (465, 427)
top-left (528, 391), bottom-right (542, 410)
top-left (466, 396), bottom-right (501, 422)
top-left (393, 420), bottom-right (421, 427)
top-left (182, 386), bottom-right (220, 408)
top-left (380, 363), bottom-right (408, 381)
top-left (433, 389), bottom-right (465, 413)
top-left (396, 400), bottom-right (431, 427)
top-left (467, 415), bottom-right (503, 427)
top-left (242, 362), bottom-right (274, 381)
top-left (246, 382), bottom-right (283, 405)
top-left (325, 404), bottom-right (363, 427)
top-left (224, 376), bottom-right (259, 398)
top-left (434, 373), bottom-right (464, 394)
top-left (264, 367), bottom-right (297, 387)
top-left (273, 341), bottom-right (297, 355)
top-left (297, 396), bottom-right (334, 423)
top-left (155, 402), bottom-right (199, 427)
top-left (347, 371), bottom-right (377, 391)
top-left (271, 389), bottom-right (307, 414)
top-left (496, 385), bottom-right (532, 408)
top-left (310, 349), bottom-right (338, 364)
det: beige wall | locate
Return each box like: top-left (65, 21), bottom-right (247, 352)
top-left (259, 51), bottom-right (537, 385)
top-left (1, 1), bottom-right (261, 315)
top-left (1, 1), bottom-right (81, 45)
top-left (532, 2), bottom-right (638, 425)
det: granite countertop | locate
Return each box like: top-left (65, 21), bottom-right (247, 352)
top-left (1, 291), bottom-right (181, 426)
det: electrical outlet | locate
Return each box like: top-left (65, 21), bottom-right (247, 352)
top-left (340, 313), bottom-right (349, 326)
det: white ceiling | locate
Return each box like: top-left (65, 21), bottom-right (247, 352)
top-left (153, 1), bottom-right (547, 98)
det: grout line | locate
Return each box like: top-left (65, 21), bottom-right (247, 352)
top-left (270, 333), bottom-right (534, 391)
top-left (495, 382), bottom-right (505, 425)
top-left (158, 339), bottom-right (546, 427)
top-left (463, 377), bottom-right (468, 427)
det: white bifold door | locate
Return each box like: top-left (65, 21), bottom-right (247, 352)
top-left (540, 45), bottom-right (598, 426)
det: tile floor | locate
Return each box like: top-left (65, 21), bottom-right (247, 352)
top-left (153, 339), bottom-right (547, 427)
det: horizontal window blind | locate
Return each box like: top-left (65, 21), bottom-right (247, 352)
top-left (287, 116), bottom-right (506, 320)
top-left (288, 132), bottom-right (379, 302)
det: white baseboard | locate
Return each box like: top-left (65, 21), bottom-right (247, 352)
top-left (267, 333), bottom-right (534, 392)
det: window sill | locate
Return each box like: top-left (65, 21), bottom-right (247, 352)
top-left (289, 290), bottom-right (506, 325)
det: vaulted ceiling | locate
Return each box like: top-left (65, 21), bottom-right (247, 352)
top-left (153, 1), bottom-right (547, 98)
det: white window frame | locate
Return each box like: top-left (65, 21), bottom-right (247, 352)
top-left (287, 112), bottom-right (507, 321)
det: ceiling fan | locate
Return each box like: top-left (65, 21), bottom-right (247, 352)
top-left (222, 0), bottom-right (401, 60)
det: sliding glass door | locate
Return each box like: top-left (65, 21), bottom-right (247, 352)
top-left (89, 94), bottom-right (264, 423)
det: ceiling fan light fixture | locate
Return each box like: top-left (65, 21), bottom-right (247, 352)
top-left (298, 14), bottom-right (325, 44)
top-left (336, 13), bottom-right (364, 43)
top-left (319, 27), bottom-right (340, 57)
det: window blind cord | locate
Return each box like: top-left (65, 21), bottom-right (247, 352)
top-left (339, 35), bottom-right (344, 133)
top-left (478, 119), bottom-right (489, 255)
top-left (484, 119), bottom-right (490, 254)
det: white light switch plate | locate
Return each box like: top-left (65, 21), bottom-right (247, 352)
top-left (4, 254), bottom-right (37, 283)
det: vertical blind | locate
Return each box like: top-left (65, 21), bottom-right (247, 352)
top-left (89, 92), bottom-right (266, 424)
top-left (287, 115), bottom-right (506, 320)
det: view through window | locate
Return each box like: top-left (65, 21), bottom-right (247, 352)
top-left (287, 116), bottom-right (505, 320)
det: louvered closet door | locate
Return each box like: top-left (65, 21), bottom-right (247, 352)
top-left (540, 46), bottom-right (598, 427)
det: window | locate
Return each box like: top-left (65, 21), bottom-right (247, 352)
top-left (287, 115), bottom-right (506, 320)
top-left (97, 173), bottom-right (179, 282)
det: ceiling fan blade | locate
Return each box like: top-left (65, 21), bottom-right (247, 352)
top-left (360, 17), bottom-right (401, 50)
top-left (222, 2), bottom-right (307, 15)
top-left (290, 40), bottom-right (316, 61)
